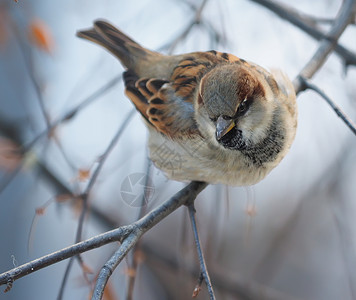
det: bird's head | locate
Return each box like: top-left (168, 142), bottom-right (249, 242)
top-left (195, 63), bottom-right (276, 150)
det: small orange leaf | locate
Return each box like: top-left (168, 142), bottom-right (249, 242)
top-left (35, 207), bottom-right (46, 215)
top-left (77, 169), bottom-right (90, 181)
top-left (192, 285), bottom-right (201, 298)
top-left (28, 18), bottom-right (54, 53)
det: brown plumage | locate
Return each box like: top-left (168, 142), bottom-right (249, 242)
top-left (77, 20), bottom-right (297, 186)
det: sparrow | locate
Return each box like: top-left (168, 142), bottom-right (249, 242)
top-left (77, 20), bottom-right (297, 186)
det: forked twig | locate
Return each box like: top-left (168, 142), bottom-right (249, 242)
top-left (0, 182), bottom-right (208, 293)
top-left (91, 181), bottom-right (208, 300)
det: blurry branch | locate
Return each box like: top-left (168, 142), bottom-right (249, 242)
top-left (10, 19), bottom-right (51, 129)
top-left (160, 0), bottom-right (225, 53)
top-left (250, 0), bottom-right (356, 69)
top-left (251, 140), bottom-right (355, 287)
top-left (286, 0), bottom-right (356, 137)
top-left (57, 109), bottom-right (135, 300)
top-left (293, 0), bottom-right (356, 93)
top-left (299, 77), bottom-right (356, 135)
top-left (19, 159), bottom-right (297, 300)
top-left (0, 74), bottom-right (121, 196)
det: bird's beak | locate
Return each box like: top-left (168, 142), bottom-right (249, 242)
top-left (216, 116), bottom-right (235, 140)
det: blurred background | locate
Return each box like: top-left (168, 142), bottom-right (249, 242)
top-left (0, 0), bottom-right (356, 299)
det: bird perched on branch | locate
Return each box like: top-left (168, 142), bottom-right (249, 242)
top-left (77, 20), bottom-right (297, 186)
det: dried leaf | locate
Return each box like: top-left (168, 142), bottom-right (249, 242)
top-left (77, 169), bottom-right (90, 181)
top-left (35, 207), bottom-right (46, 215)
top-left (192, 285), bottom-right (201, 298)
top-left (28, 18), bottom-right (54, 53)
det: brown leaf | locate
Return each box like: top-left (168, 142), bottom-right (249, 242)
top-left (77, 169), bottom-right (90, 181)
top-left (28, 18), bottom-right (54, 53)
top-left (192, 285), bottom-right (201, 298)
top-left (35, 207), bottom-right (46, 215)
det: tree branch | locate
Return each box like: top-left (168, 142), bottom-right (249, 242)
top-left (299, 77), bottom-right (356, 136)
top-left (0, 181), bottom-right (207, 294)
top-left (187, 203), bottom-right (216, 299)
top-left (91, 181), bottom-right (208, 299)
top-left (250, 0), bottom-right (356, 68)
top-left (293, 0), bottom-right (356, 93)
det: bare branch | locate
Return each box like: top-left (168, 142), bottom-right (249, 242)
top-left (299, 77), bottom-right (356, 135)
top-left (293, 0), bottom-right (356, 93)
top-left (0, 225), bottom-right (133, 289)
top-left (187, 203), bottom-right (216, 299)
top-left (57, 109), bottom-right (135, 299)
top-left (91, 181), bottom-right (207, 299)
top-left (250, 0), bottom-right (356, 69)
top-left (0, 181), bottom-right (207, 294)
top-left (0, 74), bottom-right (121, 196)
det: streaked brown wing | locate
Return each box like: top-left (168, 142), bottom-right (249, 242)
top-left (123, 50), bottom-right (247, 139)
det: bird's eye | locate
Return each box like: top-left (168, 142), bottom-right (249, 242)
top-left (210, 116), bottom-right (218, 122)
top-left (237, 98), bottom-right (250, 115)
top-left (239, 101), bottom-right (247, 112)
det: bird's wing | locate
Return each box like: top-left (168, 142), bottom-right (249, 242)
top-left (77, 20), bottom-right (248, 139)
top-left (123, 51), bottom-right (245, 139)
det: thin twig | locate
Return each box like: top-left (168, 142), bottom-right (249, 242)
top-left (299, 77), bottom-right (356, 136)
top-left (125, 158), bottom-right (152, 300)
top-left (160, 0), bottom-right (210, 53)
top-left (32, 159), bottom-right (304, 300)
top-left (57, 109), bottom-right (135, 299)
top-left (187, 204), bottom-right (216, 299)
top-left (250, 0), bottom-right (356, 68)
top-left (0, 182), bottom-right (207, 292)
top-left (91, 181), bottom-right (208, 300)
top-left (0, 74), bottom-right (122, 196)
top-left (0, 225), bottom-right (133, 288)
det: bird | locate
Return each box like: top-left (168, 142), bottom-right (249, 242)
top-left (77, 20), bottom-right (297, 186)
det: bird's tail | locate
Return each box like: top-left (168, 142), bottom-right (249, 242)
top-left (77, 20), bottom-right (161, 76)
